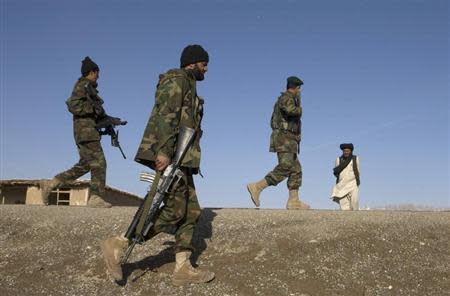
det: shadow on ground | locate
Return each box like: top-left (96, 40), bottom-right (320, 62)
top-left (121, 208), bottom-right (218, 284)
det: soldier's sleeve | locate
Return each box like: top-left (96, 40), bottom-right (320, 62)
top-left (154, 77), bottom-right (184, 159)
top-left (335, 157), bottom-right (340, 168)
top-left (66, 83), bottom-right (96, 116)
top-left (279, 95), bottom-right (302, 117)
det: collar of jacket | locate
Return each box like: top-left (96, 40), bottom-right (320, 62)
top-left (282, 91), bottom-right (297, 98)
top-left (163, 68), bottom-right (195, 81)
top-left (79, 76), bottom-right (98, 89)
top-left (182, 68), bottom-right (197, 81)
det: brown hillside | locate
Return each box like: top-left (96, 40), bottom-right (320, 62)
top-left (0, 206), bottom-right (449, 296)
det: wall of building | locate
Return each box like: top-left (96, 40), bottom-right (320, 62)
top-left (105, 189), bottom-right (142, 207)
top-left (1, 182), bottom-right (141, 207)
top-left (1, 186), bottom-right (27, 204)
top-left (26, 186), bottom-right (44, 205)
top-left (70, 188), bottom-right (89, 206)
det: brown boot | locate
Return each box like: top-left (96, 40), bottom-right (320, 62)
top-left (39, 178), bottom-right (61, 205)
top-left (286, 190), bottom-right (310, 210)
top-left (172, 251), bottom-right (215, 286)
top-left (100, 236), bottom-right (129, 281)
top-left (247, 179), bottom-right (269, 207)
top-left (87, 194), bottom-right (112, 208)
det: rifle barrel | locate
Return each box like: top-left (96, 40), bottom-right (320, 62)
top-left (118, 145), bottom-right (126, 159)
top-left (121, 240), bottom-right (138, 264)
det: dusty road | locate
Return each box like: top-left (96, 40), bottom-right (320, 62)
top-left (0, 205), bottom-right (449, 296)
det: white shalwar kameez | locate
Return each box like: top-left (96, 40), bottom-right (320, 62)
top-left (331, 157), bottom-right (360, 210)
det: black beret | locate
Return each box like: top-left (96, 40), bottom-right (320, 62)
top-left (287, 76), bottom-right (303, 86)
top-left (340, 143), bottom-right (354, 151)
top-left (180, 45), bottom-right (209, 68)
top-left (81, 56), bottom-right (99, 76)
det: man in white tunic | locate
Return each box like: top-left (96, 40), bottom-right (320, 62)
top-left (331, 143), bottom-right (360, 210)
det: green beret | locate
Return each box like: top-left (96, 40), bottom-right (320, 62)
top-left (287, 76), bottom-right (303, 86)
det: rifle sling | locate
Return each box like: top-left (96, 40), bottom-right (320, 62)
top-left (135, 171), bottom-right (162, 238)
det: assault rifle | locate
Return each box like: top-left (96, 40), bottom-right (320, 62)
top-left (96, 115), bottom-right (127, 159)
top-left (84, 83), bottom-right (127, 159)
top-left (121, 126), bottom-right (196, 264)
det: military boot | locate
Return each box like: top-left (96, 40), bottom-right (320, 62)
top-left (87, 194), bottom-right (112, 208)
top-left (246, 178), bottom-right (269, 207)
top-left (39, 178), bottom-right (61, 205)
top-left (172, 251), bottom-right (215, 286)
top-left (286, 190), bottom-right (310, 210)
top-left (100, 236), bottom-right (129, 281)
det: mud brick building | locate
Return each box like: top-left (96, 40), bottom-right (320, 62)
top-left (0, 179), bottom-right (141, 207)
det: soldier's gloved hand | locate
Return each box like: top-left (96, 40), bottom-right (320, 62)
top-left (155, 154), bottom-right (170, 171)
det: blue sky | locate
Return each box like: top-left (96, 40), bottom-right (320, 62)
top-left (1, 0), bottom-right (449, 209)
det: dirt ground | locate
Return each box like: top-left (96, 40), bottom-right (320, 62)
top-left (0, 205), bottom-right (449, 296)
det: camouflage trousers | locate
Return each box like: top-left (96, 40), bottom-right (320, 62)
top-left (145, 171), bottom-right (201, 253)
top-left (55, 140), bottom-right (106, 197)
top-left (265, 152), bottom-right (302, 190)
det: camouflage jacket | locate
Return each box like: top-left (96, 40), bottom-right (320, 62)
top-left (135, 69), bottom-right (204, 172)
top-left (270, 91), bottom-right (302, 153)
top-left (66, 77), bottom-right (105, 144)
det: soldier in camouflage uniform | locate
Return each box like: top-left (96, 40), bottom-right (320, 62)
top-left (101, 45), bottom-right (215, 286)
top-left (247, 76), bottom-right (310, 210)
top-left (40, 57), bottom-right (111, 208)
